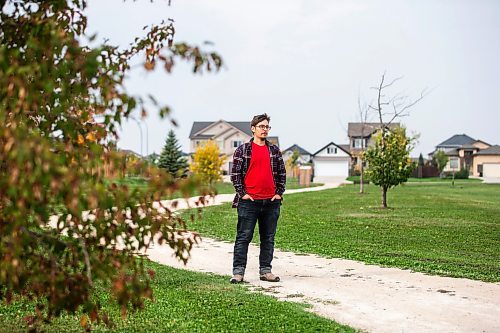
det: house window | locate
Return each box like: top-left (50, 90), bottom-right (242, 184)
top-left (195, 140), bottom-right (207, 147)
top-left (232, 140), bottom-right (243, 148)
top-left (449, 158), bottom-right (459, 169)
top-left (327, 147), bottom-right (337, 154)
top-left (352, 138), bottom-right (367, 149)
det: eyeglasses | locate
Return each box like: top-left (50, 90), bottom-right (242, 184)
top-left (255, 125), bottom-right (271, 130)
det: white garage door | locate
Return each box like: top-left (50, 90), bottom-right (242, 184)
top-left (314, 160), bottom-right (349, 178)
top-left (483, 163), bottom-right (500, 177)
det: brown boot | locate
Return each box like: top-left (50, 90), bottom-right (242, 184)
top-left (230, 274), bottom-right (244, 284)
top-left (260, 272), bottom-right (280, 282)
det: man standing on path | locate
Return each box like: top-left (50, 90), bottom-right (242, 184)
top-left (230, 114), bottom-right (286, 284)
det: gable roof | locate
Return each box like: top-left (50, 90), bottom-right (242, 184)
top-left (312, 142), bottom-right (351, 156)
top-left (189, 122), bottom-right (213, 138)
top-left (474, 139), bottom-right (491, 147)
top-left (283, 144), bottom-right (311, 155)
top-left (475, 145), bottom-right (500, 155)
top-left (229, 122), bottom-right (253, 136)
top-left (437, 134), bottom-right (476, 147)
top-left (348, 122), bottom-right (400, 137)
top-left (460, 144), bottom-right (480, 149)
top-left (189, 121), bottom-right (252, 138)
top-left (339, 144), bottom-right (350, 152)
top-left (189, 121), bottom-right (279, 148)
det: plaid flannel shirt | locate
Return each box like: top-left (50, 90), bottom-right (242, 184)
top-left (230, 138), bottom-right (286, 208)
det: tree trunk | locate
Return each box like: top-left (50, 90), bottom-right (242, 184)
top-left (381, 186), bottom-right (388, 208)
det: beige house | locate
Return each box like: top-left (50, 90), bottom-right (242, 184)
top-left (472, 145), bottom-right (500, 177)
top-left (347, 122), bottom-right (400, 174)
top-left (188, 120), bottom-right (279, 174)
top-left (428, 134), bottom-right (491, 174)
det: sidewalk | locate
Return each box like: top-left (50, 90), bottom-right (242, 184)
top-left (146, 180), bottom-right (500, 333)
top-left (482, 177), bottom-right (500, 184)
top-left (152, 180), bottom-right (348, 211)
top-left (147, 237), bottom-right (500, 333)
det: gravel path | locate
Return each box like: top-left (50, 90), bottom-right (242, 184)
top-left (146, 181), bottom-right (500, 333)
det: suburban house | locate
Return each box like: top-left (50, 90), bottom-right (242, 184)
top-left (347, 122), bottom-right (400, 174)
top-left (282, 144), bottom-right (312, 165)
top-left (311, 142), bottom-right (351, 181)
top-left (282, 144), bottom-right (313, 178)
top-left (189, 120), bottom-right (279, 174)
top-left (472, 145), bottom-right (500, 177)
top-left (428, 134), bottom-right (491, 175)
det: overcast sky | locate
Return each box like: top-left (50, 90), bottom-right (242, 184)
top-left (86, 0), bottom-right (500, 157)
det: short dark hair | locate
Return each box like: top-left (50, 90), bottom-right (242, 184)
top-left (251, 113), bottom-right (270, 127)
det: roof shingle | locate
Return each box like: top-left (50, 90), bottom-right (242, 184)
top-left (189, 121), bottom-right (279, 147)
top-left (189, 121), bottom-right (252, 138)
top-left (475, 145), bottom-right (500, 155)
top-left (437, 134), bottom-right (476, 147)
top-left (283, 144), bottom-right (311, 155)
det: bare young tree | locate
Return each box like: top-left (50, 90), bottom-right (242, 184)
top-left (370, 73), bottom-right (427, 134)
top-left (365, 72), bottom-right (428, 208)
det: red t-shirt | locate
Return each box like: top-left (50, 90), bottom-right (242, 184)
top-left (244, 142), bottom-right (276, 199)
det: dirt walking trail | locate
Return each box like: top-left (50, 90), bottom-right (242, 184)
top-left (146, 181), bottom-right (500, 333)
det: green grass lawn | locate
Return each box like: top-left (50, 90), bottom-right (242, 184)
top-left (115, 177), bottom-right (322, 198)
top-left (0, 261), bottom-right (354, 333)
top-left (347, 176), bottom-right (482, 183)
top-left (406, 177), bottom-right (482, 183)
top-left (285, 177), bottom-right (323, 190)
top-left (111, 177), bottom-right (234, 198)
top-left (186, 183), bottom-right (500, 282)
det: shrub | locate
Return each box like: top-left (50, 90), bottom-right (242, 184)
top-left (190, 140), bottom-right (226, 185)
top-left (442, 169), bottom-right (469, 179)
top-left (346, 175), bottom-right (370, 184)
top-left (455, 169), bottom-right (469, 179)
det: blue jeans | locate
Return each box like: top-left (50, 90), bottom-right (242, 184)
top-left (232, 199), bottom-right (281, 276)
